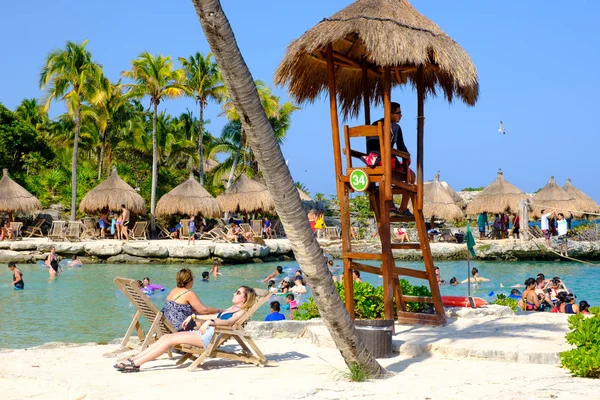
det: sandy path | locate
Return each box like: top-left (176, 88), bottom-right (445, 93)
top-left (1, 338), bottom-right (598, 400)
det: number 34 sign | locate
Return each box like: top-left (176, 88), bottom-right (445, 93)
top-left (349, 169), bottom-right (369, 192)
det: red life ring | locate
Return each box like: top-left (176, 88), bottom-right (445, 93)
top-left (442, 296), bottom-right (488, 308)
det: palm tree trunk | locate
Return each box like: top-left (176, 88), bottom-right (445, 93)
top-left (71, 100), bottom-right (82, 221)
top-left (150, 101), bottom-right (158, 235)
top-left (191, 0), bottom-right (384, 377)
top-left (226, 142), bottom-right (242, 189)
top-left (98, 129), bottom-right (106, 180)
top-left (199, 101), bottom-right (205, 185)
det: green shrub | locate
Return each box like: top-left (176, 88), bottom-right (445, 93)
top-left (492, 294), bottom-right (518, 312)
top-left (293, 280), bottom-right (432, 320)
top-left (560, 307), bottom-right (600, 378)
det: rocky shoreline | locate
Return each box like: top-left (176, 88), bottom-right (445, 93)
top-left (2, 236), bottom-right (600, 264)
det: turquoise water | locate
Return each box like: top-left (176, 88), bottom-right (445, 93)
top-left (1, 260), bottom-right (598, 349)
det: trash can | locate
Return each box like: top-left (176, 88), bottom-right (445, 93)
top-left (454, 233), bottom-right (465, 243)
top-left (354, 319), bottom-right (394, 358)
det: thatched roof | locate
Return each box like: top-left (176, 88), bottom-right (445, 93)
top-left (217, 175), bottom-right (276, 213)
top-left (275, 0), bottom-right (479, 118)
top-left (297, 188), bottom-right (312, 201)
top-left (0, 169), bottom-right (42, 213)
top-left (465, 171), bottom-right (529, 215)
top-left (431, 171), bottom-right (464, 207)
top-left (79, 167), bottom-right (146, 215)
top-left (562, 179), bottom-right (600, 214)
top-left (531, 176), bottom-right (579, 218)
top-left (155, 175), bottom-right (221, 218)
top-left (410, 173), bottom-right (463, 220)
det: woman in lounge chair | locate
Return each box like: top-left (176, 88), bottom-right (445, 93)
top-left (161, 268), bottom-right (219, 331)
top-left (114, 286), bottom-right (256, 373)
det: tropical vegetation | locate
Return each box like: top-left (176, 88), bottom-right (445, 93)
top-left (0, 40), bottom-right (297, 225)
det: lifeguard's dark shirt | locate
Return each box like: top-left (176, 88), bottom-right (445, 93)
top-left (366, 119), bottom-right (409, 154)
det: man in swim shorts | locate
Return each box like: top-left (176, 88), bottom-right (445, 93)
top-left (477, 211), bottom-right (488, 239)
top-left (121, 204), bottom-right (130, 241)
top-left (556, 212), bottom-right (568, 256)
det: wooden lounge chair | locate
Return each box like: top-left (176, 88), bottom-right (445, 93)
top-left (129, 221), bottom-right (149, 240)
top-left (324, 226), bottom-right (340, 240)
top-left (157, 223), bottom-right (175, 240)
top-left (48, 221), bottom-right (66, 241)
top-left (176, 288), bottom-right (271, 370)
top-left (198, 226), bottom-right (222, 240)
top-left (81, 219), bottom-right (99, 240)
top-left (438, 228), bottom-right (457, 243)
top-left (250, 220), bottom-right (263, 238)
top-left (270, 220), bottom-right (284, 238)
top-left (112, 277), bottom-right (177, 354)
top-left (23, 218), bottom-right (45, 238)
top-left (65, 221), bottom-right (83, 242)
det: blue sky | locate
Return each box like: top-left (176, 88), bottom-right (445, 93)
top-left (1, 1), bottom-right (599, 202)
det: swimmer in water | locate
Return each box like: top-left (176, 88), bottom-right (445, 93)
top-left (262, 265), bottom-right (283, 283)
top-left (45, 246), bottom-right (62, 277)
top-left (201, 271), bottom-right (210, 282)
top-left (67, 255), bottom-right (82, 268)
top-left (8, 262), bottom-right (24, 290)
top-left (142, 277), bottom-right (165, 294)
top-left (461, 267), bottom-right (490, 284)
top-left (210, 261), bottom-right (223, 277)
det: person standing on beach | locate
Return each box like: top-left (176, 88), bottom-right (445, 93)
top-left (121, 204), bottom-right (130, 242)
top-left (511, 212), bottom-right (520, 239)
top-left (477, 211), bottom-right (488, 239)
top-left (556, 213), bottom-right (569, 257)
top-left (8, 262), bottom-right (24, 290)
top-left (188, 218), bottom-right (195, 245)
top-left (540, 209), bottom-right (554, 248)
top-left (367, 102), bottom-right (414, 216)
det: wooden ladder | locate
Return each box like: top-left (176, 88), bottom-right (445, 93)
top-left (339, 123), bottom-right (446, 326)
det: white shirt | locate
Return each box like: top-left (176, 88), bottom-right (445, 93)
top-left (557, 219), bottom-right (568, 236)
top-left (541, 213), bottom-right (552, 230)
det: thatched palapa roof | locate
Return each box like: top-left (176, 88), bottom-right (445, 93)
top-left (155, 174), bottom-right (221, 218)
top-left (275, 0), bottom-right (479, 118)
top-left (410, 173), bottom-right (463, 220)
top-left (0, 169), bottom-right (42, 213)
top-left (531, 176), bottom-right (579, 218)
top-left (297, 188), bottom-right (312, 201)
top-left (562, 179), bottom-right (600, 214)
top-left (79, 167), bottom-right (146, 214)
top-left (217, 175), bottom-right (276, 214)
top-left (465, 171), bottom-right (529, 215)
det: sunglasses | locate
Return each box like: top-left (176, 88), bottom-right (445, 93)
top-left (234, 289), bottom-right (244, 295)
top-left (392, 111), bottom-right (402, 115)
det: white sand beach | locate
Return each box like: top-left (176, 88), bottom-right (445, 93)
top-left (2, 312), bottom-right (599, 400)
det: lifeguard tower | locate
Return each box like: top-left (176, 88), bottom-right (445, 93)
top-left (276, 0), bottom-right (479, 325)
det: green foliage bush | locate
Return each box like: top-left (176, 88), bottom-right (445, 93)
top-left (293, 280), bottom-right (432, 320)
top-left (492, 294), bottom-right (518, 312)
top-left (560, 307), bottom-right (600, 378)
top-left (461, 187), bottom-right (484, 192)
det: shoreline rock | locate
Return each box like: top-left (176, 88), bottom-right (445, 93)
top-left (1, 237), bottom-right (599, 264)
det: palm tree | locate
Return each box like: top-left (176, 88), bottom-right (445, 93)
top-left (15, 98), bottom-right (49, 131)
top-left (39, 40), bottom-right (105, 220)
top-left (122, 52), bottom-right (184, 233)
top-left (191, 0), bottom-right (384, 376)
top-left (179, 52), bottom-right (225, 185)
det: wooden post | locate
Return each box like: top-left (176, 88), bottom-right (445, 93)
top-left (327, 45), bottom-right (354, 317)
top-left (520, 199), bottom-right (529, 241)
top-left (416, 66), bottom-right (425, 210)
top-left (362, 60), bottom-right (371, 125)
top-left (380, 66), bottom-right (394, 320)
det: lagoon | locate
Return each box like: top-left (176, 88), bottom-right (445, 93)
top-left (1, 260), bottom-right (598, 349)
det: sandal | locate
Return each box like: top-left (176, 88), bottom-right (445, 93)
top-left (115, 358), bottom-right (140, 373)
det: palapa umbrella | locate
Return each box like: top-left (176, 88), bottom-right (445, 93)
top-left (275, 0), bottom-right (479, 118)
top-left (217, 175), bottom-right (276, 214)
top-left (531, 176), bottom-right (579, 218)
top-left (562, 179), bottom-right (600, 215)
top-left (297, 188), bottom-right (312, 201)
top-left (410, 173), bottom-right (463, 220)
top-left (465, 171), bottom-right (529, 216)
top-left (79, 167), bottom-right (146, 215)
top-left (0, 168), bottom-right (42, 214)
top-left (155, 174), bottom-right (221, 218)
top-left (432, 171), bottom-right (465, 208)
